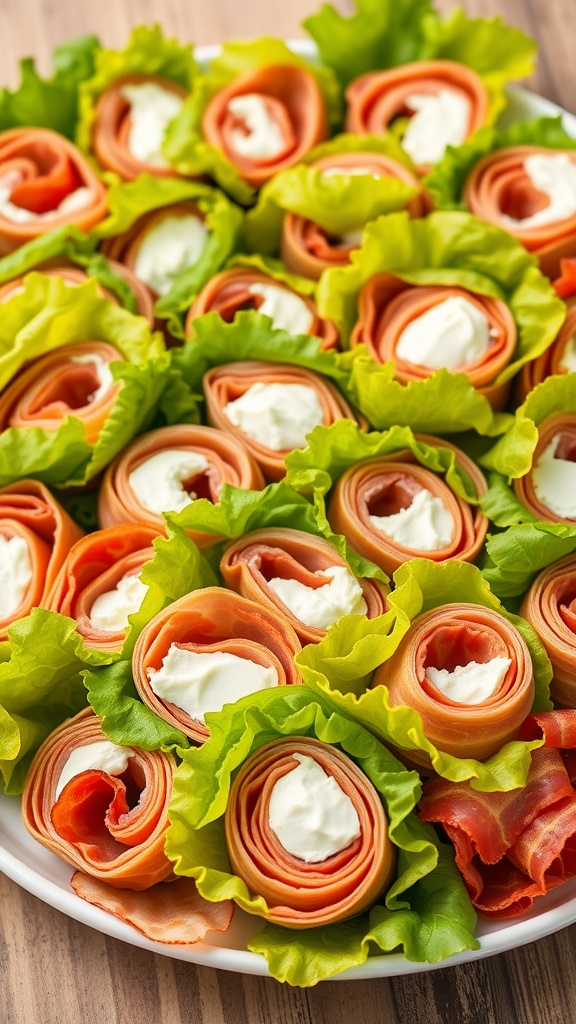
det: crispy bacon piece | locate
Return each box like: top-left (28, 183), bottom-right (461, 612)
top-left (512, 413), bottom-right (576, 524)
top-left (520, 556), bottom-right (576, 708)
top-left (225, 736), bottom-right (395, 927)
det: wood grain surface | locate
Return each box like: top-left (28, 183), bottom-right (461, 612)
top-left (2, 1), bottom-right (576, 1021)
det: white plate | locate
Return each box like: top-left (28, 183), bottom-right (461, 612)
top-left (2, 41), bottom-right (576, 982)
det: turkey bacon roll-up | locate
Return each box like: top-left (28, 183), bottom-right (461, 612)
top-left (281, 152), bottom-right (425, 281)
top-left (328, 437), bottom-right (488, 576)
top-left (352, 276), bottom-right (517, 410)
top-left (372, 604), bottom-right (535, 769)
top-left (98, 425), bottom-right (264, 547)
top-left (46, 525), bottom-right (158, 655)
top-left (220, 527), bottom-right (387, 645)
top-left (91, 75), bottom-right (187, 181)
top-left (204, 361), bottom-right (359, 482)
top-left (132, 588), bottom-right (302, 744)
top-left (185, 267), bottom-right (339, 350)
top-left (201, 65), bottom-right (328, 187)
top-left (345, 61), bottom-right (489, 175)
top-left (517, 303), bottom-right (576, 402)
top-left (463, 148), bottom-right (576, 279)
top-left (225, 736), bottom-right (395, 928)
top-left (0, 341), bottom-right (123, 446)
top-left (512, 413), bottom-right (576, 524)
top-left (520, 554), bottom-right (576, 709)
top-left (0, 479), bottom-right (83, 639)
top-left (0, 128), bottom-right (108, 255)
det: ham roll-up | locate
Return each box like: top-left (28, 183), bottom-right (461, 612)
top-left (517, 302), bottom-right (576, 402)
top-left (220, 527), bottom-right (387, 644)
top-left (132, 588), bottom-right (302, 744)
top-left (280, 151), bottom-right (425, 280)
top-left (351, 276), bottom-right (517, 410)
top-left (0, 128), bottom-right (108, 255)
top-left (463, 147), bottom-right (576, 278)
top-left (101, 202), bottom-right (210, 300)
top-left (512, 413), bottom-right (576, 524)
top-left (185, 267), bottom-right (339, 350)
top-left (91, 75), bottom-right (188, 181)
top-left (203, 361), bottom-right (359, 482)
top-left (345, 61), bottom-right (489, 174)
top-left (98, 425), bottom-right (264, 546)
top-left (520, 555), bottom-right (576, 709)
top-left (225, 736), bottom-right (395, 928)
top-left (0, 341), bottom-right (124, 446)
top-left (46, 525), bottom-right (158, 654)
top-left (420, 746), bottom-right (576, 918)
top-left (22, 707), bottom-right (232, 941)
top-left (201, 65), bottom-right (328, 187)
top-left (328, 437), bottom-right (488, 576)
top-left (0, 479), bottom-right (83, 639)
top-left (372, 604), bottom-right (535, 768)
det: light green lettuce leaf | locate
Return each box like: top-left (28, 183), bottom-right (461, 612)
top-left (76, 24), bottom-right (198, 155)
top-left (166, 685), bottom-right (478, 985)
top-left (298, 559), bottom-right (551, 792)
top-left (83, 660), bottom-right (189, 751)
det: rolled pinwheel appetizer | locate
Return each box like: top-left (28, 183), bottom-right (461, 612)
top-left (132, 588), bottom-right (302, 743)
top-left (520, 554), bottom-right (576, 708)
top-left (512, 413), bottom-right (576, 524)
top-left (0, 341), bottom-right (123, 446)
top-left (327, 436), bottom-right (488, 576)
top-left (0, 128), bottom-right (108, 255)
top-left (201, 65), bottom-right (328, 188)
top-left (345, 61), bottom-right (489, 174)
top-left (280, 150), bottom-right (425, 280)
top-left (352, 277), bottom-right (518, 410)
top-left (517, 302), bottom-right (576, 402)
top-left (220, 527), bottom-right (386, 644)
top-left (0, 479), bottom-right (83, 640)
top-left (372, 603), bottom-right (535, 768)
top-left (46, 525), bottom-right (158, 655)
top-left (204, 361), bottom-right (359, 482)
top-left (185, 266), bottom-right (339, 349)
top-left (225, 735), bottom-right (395, 928)
top-left (98, 425), bottom-right (264, 545)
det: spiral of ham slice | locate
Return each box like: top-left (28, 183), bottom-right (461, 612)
top-left (220, 526), bottom-right (387, 644)
top-left (0, 340), bottom-right (123, 446)
top-left (0, 479), bottom-right (83, 639)
top-left (512, 413), bottom-right (576, 524)
top-left (91, 74), bottom-right (187, 181)
top-left (372, 603), bottom-right (535, 769)
top-left (0, 128), bottom-right (108, 255)
top-left (280, 151), bottom-right (425, 280)
top-left (463, 146), bottom-right (576, 279)
top-left (204, 360), bottom-right (359, 482)
top-left (351, 276), bottom-right (517, 410)
top-left (22, 707), bottom-right (233, 941)
top-left (201, 65), bottom-right (328, 187)
top-left (0, 260), bottom-right (155, 325)
top-left (345, 60), bottom-right (488, 174)
top-left (520, 555), bottom-right (576, 708)
top-left (45, 524), bottom-right (158, 654)
top-left (132, 587), bottom-right (302, 744)
top-left (225, 736), bottom-right (395, 928)
top-left (420, 744), bottom-right (576, 918)
top-left (327, 435), bottom-right (488, 576)
top-left (98, 424), bottom-right (264, 546)
top-left (185, 267), bottom-right (339, 350)
top-left (516, 303), bottom-right (576, 402)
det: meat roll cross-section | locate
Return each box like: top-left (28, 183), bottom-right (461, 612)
top-left (512, 413), bottom-right (576, 524)
top-left (521, 554), bottom-right (576, 708)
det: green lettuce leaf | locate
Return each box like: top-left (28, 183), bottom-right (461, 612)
top-left (244, 133), bottom-right (418, 255)
top-left (83, 660), bottom-right (189, 751)
top-left (298, 559), bottom-right (551, 792)
top-left (426, 116), bottom-right (576, 213)
top-left (166, 685), bottom-right (478, 985)
top-left (0, 35), bottom-right (100, 138)
top-left (76, 24), bottom-right (198, 155)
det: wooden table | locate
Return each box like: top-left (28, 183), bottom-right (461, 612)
top-left (2, 0), bottom-right (576, 1020)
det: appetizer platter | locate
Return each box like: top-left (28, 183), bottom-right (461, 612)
top-left (2, 0), bottom-right (576, 987)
